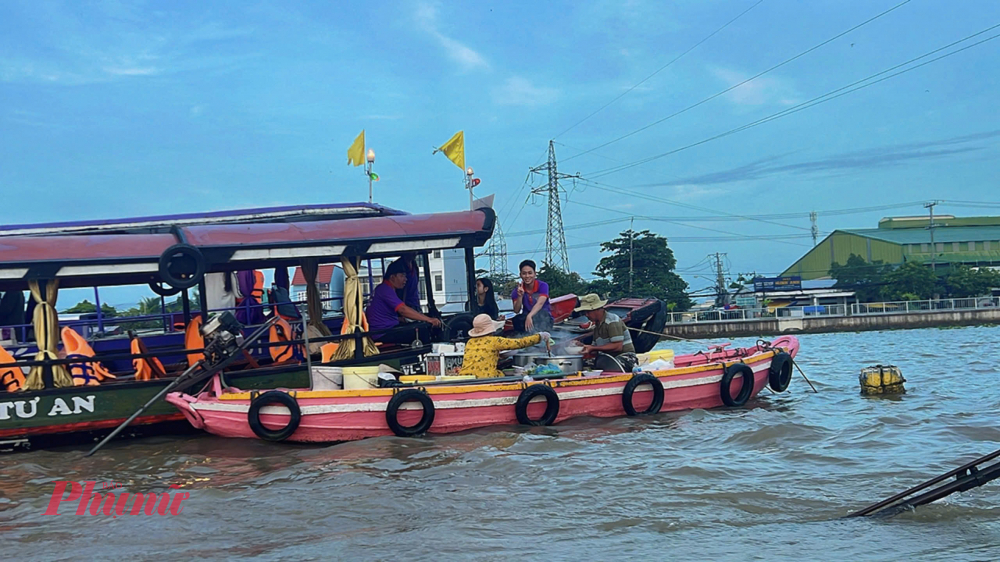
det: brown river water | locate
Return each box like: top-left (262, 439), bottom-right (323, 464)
top-left (2, 325), bottom-right (1000, 561)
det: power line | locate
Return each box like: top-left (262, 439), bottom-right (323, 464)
top-left (586, 23), bottom-right (1000, 179)
top-left (553, 0), bottom-right (765, 139)
top-left (562, 0), bottom-right (913, 163)
top-left (574, 177), bottom-right (813, 233)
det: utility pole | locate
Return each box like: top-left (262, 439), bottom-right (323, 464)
top-left (925, 201), bottom-right (940, 271)
top-left (629, 216), bottom-right (634, 293)
top-left (712, 252), bottom-right (728, 307)
top-left (810, 211), bottom-right (818, 246)
top-left (530, 141), bottom-right (577, 271)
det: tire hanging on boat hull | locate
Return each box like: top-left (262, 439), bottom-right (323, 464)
top-left (386, 389), bottom-right (435, 437)
top-left (768, 352), bottom-right (793, 393)
top-left (515, 384), bottom-right (560, 426)
top-left (248, 391), bottom-right (301, 441)
top-left (720, 363), bottom-right (754, 407)
top-left (622, 373), bottom-right (664, 416)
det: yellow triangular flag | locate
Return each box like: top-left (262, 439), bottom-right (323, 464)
top-left (436, 130), bottom-right (465, 170)
top-left (347, 130), bottom-right (365, 166)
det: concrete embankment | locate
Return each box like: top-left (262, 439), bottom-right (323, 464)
top-left (663, 308), bottom-right (1000, 338)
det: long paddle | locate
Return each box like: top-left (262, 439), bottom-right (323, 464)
top-left (85, 317), bottom-right (278, 457)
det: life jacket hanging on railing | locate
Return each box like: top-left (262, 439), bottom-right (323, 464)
top-left (185, 315), bottom-right (205, 368)
top-left (0, 345), bottom-right (25, 393)
top-left (61, 327), bottom-right (116, 386)
top-left (131, 336), bottom-right (167, 382)
top-left (268, 316), bottom-right (301, 364)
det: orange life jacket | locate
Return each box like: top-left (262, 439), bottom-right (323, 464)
top-left (131, 337), bottom-right (167, 382)
top-left (268, 317), bottom-right (299, 364)
top-left (61, 327), bottom-right (116, 386)
top-left (185, 315), bottom-right (205, 367)
top-left (252, 271), bottom-right (264, 301)
top-left (0, 346), bottom-right (25, 393)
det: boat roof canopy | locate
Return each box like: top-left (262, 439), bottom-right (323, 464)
top-left (0, 202), bottom-right (405, 238)
top-left (0, 207), bottom-right (495, 290)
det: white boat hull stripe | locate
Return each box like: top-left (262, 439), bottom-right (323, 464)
top-left (192, 372), bottom-right (744, 416)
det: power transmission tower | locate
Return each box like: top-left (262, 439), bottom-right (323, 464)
top-left (486, 220), bottom-right (508, 281)
top-left (925, 200), bottom-right (940, 271)
top-left (810, 211), bottom-right (818, 246)
top-left (529, 141), bottom-right (577, 271)
top-left (712, 252), bottom-right (729, 307)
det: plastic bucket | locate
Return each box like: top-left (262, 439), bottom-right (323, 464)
top-left (647, 349), bottom-right (675, 362)
top-left (311, 366), bottom-right (343, 390)
top-left (343, 366), bottom-right (381, 390)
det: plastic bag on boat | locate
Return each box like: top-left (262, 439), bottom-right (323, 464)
top-left (533, 364), bottom-right (563, 376)
top-left (645, 358), bottom-right (674, 371)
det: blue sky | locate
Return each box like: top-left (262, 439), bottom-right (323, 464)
top-left (2, 0), bottom-right (1000, 306)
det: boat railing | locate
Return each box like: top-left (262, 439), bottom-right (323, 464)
top-left (0, 294), bottom-right (347, 348)
top-left (662, 296), bottom-right (1000, 324)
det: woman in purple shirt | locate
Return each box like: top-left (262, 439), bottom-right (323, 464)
top-left (510, 260), bottom-right (553, 333)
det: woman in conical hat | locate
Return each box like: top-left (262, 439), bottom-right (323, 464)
top-left (459, 314), bottom-right (550, 379)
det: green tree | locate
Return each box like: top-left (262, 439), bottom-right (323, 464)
top-left (880, 261), bottom-right (936, 301)
top-left (62, 299), bottom-right (117, 317)
top-left (829, 254), bottom-right (889, 302)
top-left (593, 229), bottom-right (692, 310)
top-left (538, 262), bottom-right (587, 297)
top-left (942, 265), bottom-right (1000, 298)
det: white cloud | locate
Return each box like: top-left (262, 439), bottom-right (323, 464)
top-left (492, 76), bottom-right (559, 107)
top-left (710, 67), bottom-right (800, 107)
top-left (103, 66), bottom-right (159, 76)
top-left (415, 2), bottom-right (488, 71)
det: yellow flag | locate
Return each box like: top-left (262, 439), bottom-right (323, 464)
top-left (436, 130), bottom-right (465, 170)
top-left (347, 130), bottom-right (365, 166)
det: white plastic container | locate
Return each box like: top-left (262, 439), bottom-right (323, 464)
top-left (311, 366), bottom-right (343, 390)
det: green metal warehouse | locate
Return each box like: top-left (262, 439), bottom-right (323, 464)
top-left (782, 215), bottom-right (1000, 280)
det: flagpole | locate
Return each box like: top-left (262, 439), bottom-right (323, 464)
top-left (365, 149), bottom-right (375, 204)
top-left (466, 167), bottom-right (474, 209)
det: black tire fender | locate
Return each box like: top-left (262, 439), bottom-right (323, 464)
top-left (445, 313), bottom-right (476, 340)
top-left (248, 391), bottom-right (301, 442)
top-left (622, 373), bottom-right (664, 416)
top-left (386, 389), bottom-right (435, 437)
top-left (768, 352), bottom-right (793, 393)
top-left (515, 384), bottom-right (560, 426)
top-left (148, 280), bottom-right (181, 297)
top-left (720, 363), bottom-right (755, 407)
top-left (158, 243), bottom-right (206, 290)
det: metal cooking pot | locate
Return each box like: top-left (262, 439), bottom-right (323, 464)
top-left (527, 355), bottom-right (584, 374)
top-left (512, 353), bottom-right (546, 367)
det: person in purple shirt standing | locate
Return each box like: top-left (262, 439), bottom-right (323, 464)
top-left (366, 259), bottom-right (442, 344)
top-left (510, 259), bottom-right (553, 334)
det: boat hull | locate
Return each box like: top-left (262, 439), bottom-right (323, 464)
top-left (168, 339), bottom-right (798, 443)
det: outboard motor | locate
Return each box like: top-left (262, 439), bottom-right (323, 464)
top-left (200, 311), bottom-right (244, 364)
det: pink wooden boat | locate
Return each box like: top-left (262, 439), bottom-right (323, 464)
top-left (165, 336), bottom-right (800, 443)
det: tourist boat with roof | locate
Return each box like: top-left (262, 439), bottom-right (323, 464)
top-left (0, 203), bottom-right (497, 448)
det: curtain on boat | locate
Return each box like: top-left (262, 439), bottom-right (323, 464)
top-left (24, 279), bottom-right (74, 390)
top-left (331, 256), bottom-right (378, 360)
top-left (302, 259), bottom-right (332, 338)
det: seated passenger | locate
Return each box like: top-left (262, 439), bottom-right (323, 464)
top-left (576, 293), bottom-right (637, 372)
top-left (387, 253), bottom-right (422, 311)
top-left (459, 314), bottom-right (550, 379)
top-left (365, 259), bottom-right (442, 344)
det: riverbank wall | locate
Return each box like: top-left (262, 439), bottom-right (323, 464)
top-left (663, 308), bottom-right (1000, 338)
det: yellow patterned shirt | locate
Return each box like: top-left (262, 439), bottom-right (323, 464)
top-left (459, 334), bottom-right (542, 378)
